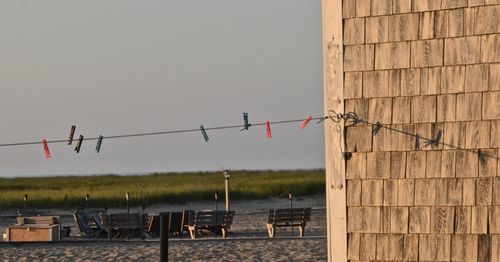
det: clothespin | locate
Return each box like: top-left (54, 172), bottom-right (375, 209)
top-left (42, 139), bottom-right (51, 158)
top-left (373, 121), bottom-right (382, 135)
top-left (266, 121), bottom-right (272, 139)
top-left (240, 112), bottom-right (251, 131)
top-left (299, 115), bottom-right (313, 129)
top-left (415, 134), bottom-right (420, 150)
top-left (96, 135), bottom-right (104, 153)
top-left (200, 125), bottom-right (209, 142)
top-left (75, 135), bottom-right (84, 153)
top-left (68, 125), bottom-right (76, 145)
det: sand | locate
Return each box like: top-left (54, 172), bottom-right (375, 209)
top-left (0, 194), bottom-right (327, 261)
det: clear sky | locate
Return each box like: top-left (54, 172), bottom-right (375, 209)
top-left (0, 0), bottom-right (324, 177)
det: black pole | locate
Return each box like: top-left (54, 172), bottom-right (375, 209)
top-left (24, 194), bottom-right (28, 209)
top-left (215, 192), bottom-right (219, 238)
top-left (160, 212), bottom-right (168, 262)
top-left (289, 192), bottom-right (293, 236)
top-left (126, 192), bottom-right (130, 240)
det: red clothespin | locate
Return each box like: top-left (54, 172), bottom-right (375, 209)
top-left (42, 139), bottom-right (51, 158)
top-left (266, 121), bottom-right (272, 139)
top-left (299, 115), bottom-right (313, 129)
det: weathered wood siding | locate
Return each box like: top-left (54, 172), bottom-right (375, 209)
top-left (325, 0), bottom-right (499, 261)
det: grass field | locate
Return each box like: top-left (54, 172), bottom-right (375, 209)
top-left (0, 169), bottom-right (325, 210)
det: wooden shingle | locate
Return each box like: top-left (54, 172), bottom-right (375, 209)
top-left (482, 91), bottom-right (500, 119)
top-left (381, 206), bottom-right (391, 233)
top-left (465, 121), bottom-right (491, 149)
top-left (415, 179), bottom-right (436, 206)
top-left (456, 150), bottom-right (479, 177)
top-left (390, 151), bottom-right (406, 178)
top-left (490, 206), bottom-right (500, 233)
top-left (346, 152), bottom-right (367, 179)
top-left (455, 206), bottom-right (471, 234)
top-left (490, 63), bottom-right (500, 91)
top-left (456, 92), bottom-right (482, 121)
top-left (393, 0), bottom-right (411, 13)
top-left (476, 177), bottom-right (493, 205)
top-left (441, 150), bottom-right (456, 177)
top-left (376, 234), bottom-right (404, 261)
top-left (465, 64), bottom-right (489, 92)
top-left (359, 233), bottom-right (377, 260)
top-left (447, 178), bottom-right (463, 206)
top-left (435, 178), bottom-right (449, 205)
top-left (444, 36), bottom-right (481, 65)
top-left (435, 9), bottom-right (465, 38)
top-left (420, 67), bottom-right (441, 95)
top-left (425, 151), bottom-right (442, 178)
top-left (418, 234), bottom-right (451, 261)
top-left (443, 122), bottom-right (466, 150)
top-left (401, 68), bottom-right (421, 96)
top-left (436, 94), bottom-right (456, 122)
top-left (383, 179), bottom-right (398, 206)
top-left (475, 5), bottom-right (500, 34)
top-left (419, 11), bottom-right (434, 39)
top-left (355, 0), bottom-right (371, 17)
top-left (411, 39), bottom-right (444, 67)
top-left (430, 207), bottom-right (454, 234)
top-left (361, 179), bottom-right (384, 206)
top-left (451, 235), bottom-right (478, 261)
top-left (409, 207), bottom-right (431, 233)
top-left (344, 18), bottom-right (365, 45)
top-left (464, 7), bottom-right (476, 36)
top-left (346, 125), bottom-right (372, 152)
top-left (371, 0), bottom-right (393, 16)
top-left (403, 234), bottom-right (419, 261)
top-left (471, 206), bottom-right (488, 233)
top-left (493, 177), bottom-right (500, 205)
top-left (441, 66), bottom-right (465, 94)
top-left (392, 97), bottom-right (411, 124)
top-left (442, 0), bottom-right (468, 8)
top-left (412, 0), bottom-right (442, 12)
top-left (345, 98), bottom-right (369, 122)
top-left (494, 120), bottom-right (500, 148)
top-left (342, 0), bottom-right (356, 18)
top-left (407, 151), bottom-right (427, 178)
top-left (411, 95), bottom-right (437, 123)
top-left (388, 69), bottom-right (401, 96)
top-left (372, 124), bottom-right (394, 151)
top-left (363, 71), bottom-right (389, 98)
top-left (481, 34), bottom-right (500, 62)
top-left (344, 44), bottom-right (375, 72)
top-left (368, 97), bottom-right (392, 124)
top-left (365, 16), bottom-right (389, 43)
top-left (390, 207), bottom-right (409, 233)
top-left (361, 208), bottom-right (381, 233)
top-left (376, 42), bottom-right (411, 69)
top-left (347, 179), bottom-right (362, 206)
top-left (462, 178), bottom-right (476, 205)
top-left (347, 233), bottom-right (360, 260)
top-left (398, 179), bottom-right (415, 206)
top-left (388, 13), bottom-right (419, 41)
top-left (345, 72), bottom-right (363, 99)
top-left (348, 207), bottom-right (363, 232)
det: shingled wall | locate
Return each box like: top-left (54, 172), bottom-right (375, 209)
top-left (341, 0), bottom-right (499, 261)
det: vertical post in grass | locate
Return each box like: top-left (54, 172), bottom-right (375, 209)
top-left (223, 169), bottom-right (230, 211)
top-left (160, 212), bottom-right (168, 262)
top-left (85, 194), bottom-right (89, 210)
top-left (24, 194), bottom-right (28, 209)
top-left (289, 192), bottom-right (293, 236)
top-left (126, 192), bottom-right (130, 240)
top-left (214, 191), bottom-right (219, 238)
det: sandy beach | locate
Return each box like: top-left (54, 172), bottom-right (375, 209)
top-left (0, 194), bottom-right (327, 261)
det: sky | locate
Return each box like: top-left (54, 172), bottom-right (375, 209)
top-left (0, 0), bottom-right (324, 177)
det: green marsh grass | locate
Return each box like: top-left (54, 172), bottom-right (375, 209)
top-left (0, 169), bottom-right (325, 210)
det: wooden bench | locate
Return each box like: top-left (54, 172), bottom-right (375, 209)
top-left (73, 210), bottom-right (106, 238)
top-left (147, 210), bottom-right (194, 237)
top-left (266, 208), bottom-right (311, 238)
top-left (188, 210), bottom-right (235, 239)
top-left (8, 216), bottom-right (61, 242)
top-left (100, 213), bottom-right (147, 240)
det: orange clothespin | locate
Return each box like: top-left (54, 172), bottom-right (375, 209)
top-left (299, 115), bottom-right (313, 129)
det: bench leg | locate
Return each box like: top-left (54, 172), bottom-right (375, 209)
top-left (267, 225), bottom-right (275, 238)
top-left (188, 227), bottom-right (196, 239)
top-left (299, 226), bottom-right (305, 237)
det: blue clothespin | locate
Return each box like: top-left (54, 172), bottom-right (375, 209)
top-left (240, 112), bottom-right (250, 131)
top-left (96, 135), bottom-right (104, 153)
top-left (200, 125), bottom-right (209, 142)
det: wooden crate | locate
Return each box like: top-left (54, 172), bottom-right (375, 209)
top-left (7, 225), bottom-right (60, 242)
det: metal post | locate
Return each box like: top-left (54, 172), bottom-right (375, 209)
top-left (126, 192), bottom-right (130, 240)
top-left (289, 192), bottom-right (293, 236)
top-left (85, 194), bottom-right (89, 210)
top-left (24, 194), bottom-right (28, 209)
top-left (223, 169), bottom-right (230, 211)
top-left (215, 192), bottom-right (219, 238)
top-left (160, 212), bottom-right (168, 262)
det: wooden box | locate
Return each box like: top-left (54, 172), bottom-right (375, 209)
top-left (7, 225), bottom-right (60, 242)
